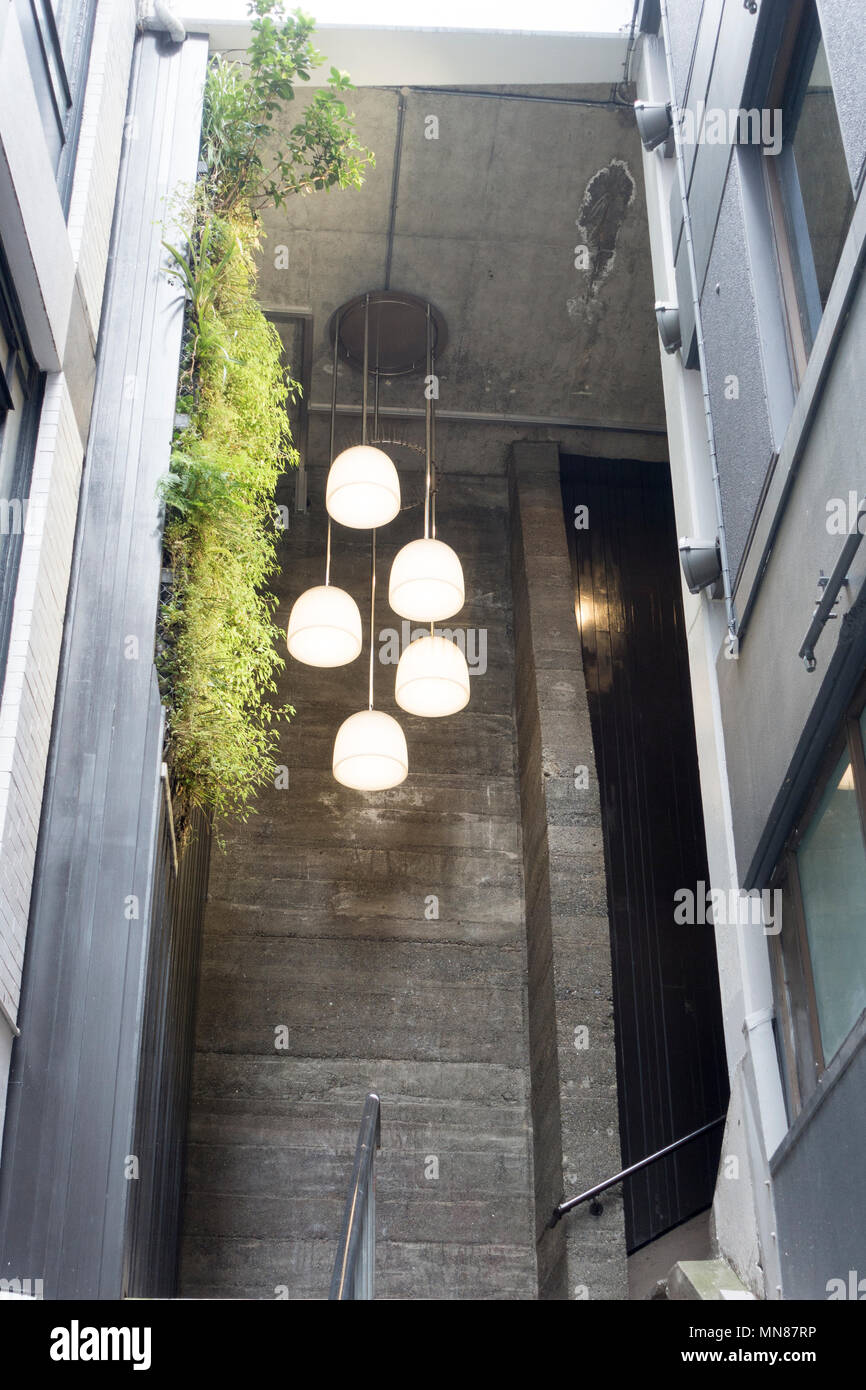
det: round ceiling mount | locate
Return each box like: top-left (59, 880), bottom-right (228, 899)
top-left (328, 290), bottom-right (448, 377)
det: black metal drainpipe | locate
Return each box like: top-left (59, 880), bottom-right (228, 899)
top-left (384, 90), bottom-right (406, 291)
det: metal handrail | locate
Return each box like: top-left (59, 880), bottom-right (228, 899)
top-left (329, 1093), bottom-right (381, 1300)
top-left (799, 500), bottom-right (865, 671)
top-left (548, 1114), bottom-right (726, 1228)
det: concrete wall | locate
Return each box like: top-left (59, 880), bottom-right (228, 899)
top-left (180, 409), bottom-right (652, 1299)
top-left (174, 49), bottom-right (668, 1297)
top-left (510, 442), bottom-right (626, 1301)
top-left (180, 445), bottom-right (539, 1300)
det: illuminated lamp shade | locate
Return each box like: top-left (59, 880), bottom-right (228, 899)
top-left (388, 537), bottom-right (465, 621)
top-left (286, 585), bottom-right (362, 667)
top-left (326, 445), bottom-right (401, 529)
top-left (395, 634), bottom-right (470, 718)
top-left (332, 709), bottom-right (409, 790)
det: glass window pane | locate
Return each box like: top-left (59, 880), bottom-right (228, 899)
top-left (0, 368), bottom-right (25, 501)
top-left (790, 36), bottom-right (854, 313)
top-left (796, 747), bottom-right (866, 1062)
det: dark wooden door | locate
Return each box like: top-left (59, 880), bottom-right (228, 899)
top-left (561, 454), bottom-right (728, 1251)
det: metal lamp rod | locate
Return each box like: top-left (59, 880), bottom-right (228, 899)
top-left (424, 302), bottom-right (432, 540)
top-left (361, 293), bottom-right (369, 447)
top-left (325, 308), bottom-right (340, 586)
top-left (368, 529), bottom-right (376, 710)
top-left (431, 338), bottom-right (437, 540)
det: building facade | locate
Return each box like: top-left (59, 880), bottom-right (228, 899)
top-left (0, 0), bottom-right (863, 1301)
top-left (636, 0), bottom-right (866, 1299)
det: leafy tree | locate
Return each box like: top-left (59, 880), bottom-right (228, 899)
top-left (201, 1), bottom-right (374, 214)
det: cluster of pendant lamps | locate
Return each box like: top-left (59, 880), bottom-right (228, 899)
top-left (286, 293), bottom-right (469, 791)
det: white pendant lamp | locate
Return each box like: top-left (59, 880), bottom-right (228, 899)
top-left (389, 302), bottom-right (465, 622)
top-left (333, 707), bottom-right (408, 789)
top-left (326, 443), bottom-right (400, 529)
top-left (389, 536), bottom-right (464, 622)
top-left (287, 308), bottom-right (362, 668)
top-left (333, 527), bottom-right (408, 791)
top-left (326, 292), bottom-right (400, 530)
top-left (395, 632), bottom-right (470, 717)
top-left (286, 584), bottom-right (362, 667)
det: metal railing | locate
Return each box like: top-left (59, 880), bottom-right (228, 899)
top-left (548, 1115), bottom-right (726, 1228)
top-left (799, 499), bottom-right (865, 671)
top-left (329, 1093), bottom-right (381, 1300)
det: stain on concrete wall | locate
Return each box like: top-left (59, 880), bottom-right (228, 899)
top-left (574, 158), bottom-right (636, 308)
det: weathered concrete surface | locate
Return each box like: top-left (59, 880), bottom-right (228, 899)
top-left (667, 1259), bottom-right (755, 1301)
top-left (510, 442), bottom-right (627, 1300)
top-left (256, 85), bottom-right (664, 434)
top-left (179, 75), bottom-right (664, 1300)
top-left (180, 458), bottom-right (538, 1300)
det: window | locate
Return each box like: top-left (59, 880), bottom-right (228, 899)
top-left (770, 686), bottom-right (866, 1117)
top-left (0, 244), bottom-right (43, 694)
top-left (13, 0), bottom-right (98, 211)
top-left (765, 0), bottom-right (854, 384)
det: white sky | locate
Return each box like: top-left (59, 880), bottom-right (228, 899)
top-left (184, 0), bottom-right (636, 32)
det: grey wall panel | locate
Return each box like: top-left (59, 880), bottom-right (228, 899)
top-left (716, 261), bottom-right (866, 884)
top-left (670, 0), bottom-right (775, 358)
top-left (817, 0), bottom-right (866, 191)
top-left (700, 155), bottom-right (775, 577)
top-left (678, 0), bottom-right (725, 194)
top-left (771, 1012), bottom-right (866, 1298)
top-left (737, 147), bottom-right (796, 453)
top-left (667, 0), bottom-right (706, 110)
top-left (0, 33), bottom-right (208, 1299)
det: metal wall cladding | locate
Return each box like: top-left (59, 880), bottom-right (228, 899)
top-left (771, 1014), bottom-right (866, 1298)
top-left (818, 0), bottom-right (866, 191)
top-left (0, 33), bottom-right (209, 1298)
top-left (699, 156), bottom-right (777, 582)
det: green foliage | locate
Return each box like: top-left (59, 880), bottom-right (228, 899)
top-left (201, 1), bottom-right (374, 213)
top-left (159, 208), bottom-right (297, 827)
top-left (159, 6), bottom-right (373, 831)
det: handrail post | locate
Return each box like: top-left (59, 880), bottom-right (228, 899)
top-left (329, 1093), bottom-right (381, 1300)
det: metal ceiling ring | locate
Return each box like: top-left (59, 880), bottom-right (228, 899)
top-left (327, 290), bottom-right (448, 378)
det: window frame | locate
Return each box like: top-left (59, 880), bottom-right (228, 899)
top-left (14, 0), bottom-right (98, 215)
top-left (769, 676), bottom-right (866, 1118)
top-left (762, 0), bottom-right (854, 389)
top-left (0, 242), bottom-right (44, 697)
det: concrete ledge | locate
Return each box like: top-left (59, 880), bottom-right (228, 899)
top-left (667, 1259), bottom-right (757, 1301)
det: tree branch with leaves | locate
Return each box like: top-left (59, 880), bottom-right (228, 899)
top-left (201, 1), bottom-right (374, 216)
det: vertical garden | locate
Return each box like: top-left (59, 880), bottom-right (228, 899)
top-left (158, 2), bottom-right (373, 831)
